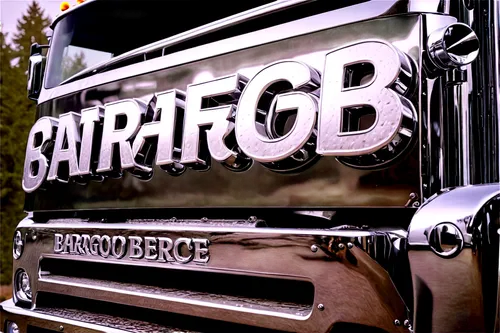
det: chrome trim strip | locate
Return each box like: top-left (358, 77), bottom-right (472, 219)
top-left (16, 219), bottom-right (373, 235)
top-left (494, 0), bottom-right (500, 182)
top-left (12, 219), bottom-right (409, 333)
top-left (408, 184), bottom-right (500, 247)
top-left (408, 184), bottom-right (500, 333)
top-left (37, 277), bottom-right (309, 321)
top-left (38, 0), bottom-right (402, 104)
top-left (0, 299), bottom-right (123, 333)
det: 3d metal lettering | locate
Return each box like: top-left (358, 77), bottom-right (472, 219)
top-left (96, 99), bottom-right (145, 173)
top-left (78, 106), bottom-right (104, 176)
top-left (47, 112), bottom-right (81, 182)
top-left (181, 74), bottom-right (248, 169)
top-left (23, 116), bottom-right (59, 192)
top-left (235, 61), bottom-right (319, 163)
top-left (317, 41), bottom-right (409, 156)
top-left (53, 233), bottom-right (210, 264)
top-left (22, 40), bottom-right (417, 193)
top-left (132, 90), bottom-right (185, 173)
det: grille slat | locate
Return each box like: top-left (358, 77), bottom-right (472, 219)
top-left (39, 274), bottom-right (311, 318)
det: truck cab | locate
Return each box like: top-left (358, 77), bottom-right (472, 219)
top-left (2, 1), bottom-right (499, 332)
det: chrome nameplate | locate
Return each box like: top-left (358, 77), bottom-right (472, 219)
top-left (23, 39), bottom-right (417, 193)
top-left (53, 233), bottom-right (210, 264)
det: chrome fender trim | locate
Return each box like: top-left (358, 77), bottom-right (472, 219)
top-left (408, 184), bottom-right (500, 333)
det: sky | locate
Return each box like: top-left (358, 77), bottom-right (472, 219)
top-left (1, 0), bottom-right (110, 68)
top-left (1, 0), bottom-right (62, 42)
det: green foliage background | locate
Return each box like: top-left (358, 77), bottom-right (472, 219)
top-left (0, 1), bottom-right (50, 285)
top-left (0, 0), bottom-right (86, 286)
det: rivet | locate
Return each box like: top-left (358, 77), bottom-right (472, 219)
top-left (248, 216), bottom-right (257, 222)
top-left (201, 217), bottom-right (208, 222)
top-left (59, 325), bottom-right (64, 331)
top-left (394, 319), bottom-right (401, 326)
top-left (403, 319), bottom-right (410, 327)
top-left (338, 243), bottom-right (345, 250)
top-left (317, 304), bottom-right (325, 311)
top-left (347, 242), bottom-right (353, 249)
top-left (311, 245), bottom-right (318, 253)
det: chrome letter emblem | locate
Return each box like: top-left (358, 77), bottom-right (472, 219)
top-left (53, 233), bottom-right (211, 264)
top-left (23, 40), bottom-right (418, 192)
top-left (235, 61), bottom-right (319, 169)
top-left (318, 40), bottom-right (413, 156)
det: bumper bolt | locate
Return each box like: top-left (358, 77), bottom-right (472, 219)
top-left (394, 319), bottom-right (401, 326)
top-left (311, 245), bottom-right (318, 253)
top-left (347, 242), bottom-right (353, 249)
top-left (59, 325), bottom-right (64, 331)
top-left (338, 243), bottom-right (345, 250)
top-left (317, 304), bottom-right (325, 311)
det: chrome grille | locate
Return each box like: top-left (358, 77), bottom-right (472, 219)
top-left (12, 217), bottom-right (410, 333)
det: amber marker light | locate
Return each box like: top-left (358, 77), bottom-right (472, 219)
top-left (60, 1), bottom-right (70, 11)
top-left (76, 0), bottom-right (85, 3)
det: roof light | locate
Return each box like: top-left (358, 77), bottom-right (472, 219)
top-left (60, 1), bottom-right (70, 11)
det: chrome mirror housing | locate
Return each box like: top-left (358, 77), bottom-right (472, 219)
top-left (27, 43), bottom-right (48, 101)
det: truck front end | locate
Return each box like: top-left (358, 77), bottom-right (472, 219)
top-left (2, 1), bottom-right (499, 332)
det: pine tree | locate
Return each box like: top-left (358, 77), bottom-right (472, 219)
top-left (0, 30), bottom-right (26, 286)
top-left (62, 51), bottom-right (87, 80)
top-left (12, 0), bottom-right (51, 70)
top-left (0, 2), bottom-right (51, 286)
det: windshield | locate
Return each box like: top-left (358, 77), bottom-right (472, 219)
top-left (45, 13), bottom-right (113, 88)
top-left (45, 0), bottom-right (275, 89)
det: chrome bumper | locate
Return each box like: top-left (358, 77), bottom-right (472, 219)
top-left (4, 185), bottom-right (499, 333)
top-left (0, 299), bottom-right (120, 333)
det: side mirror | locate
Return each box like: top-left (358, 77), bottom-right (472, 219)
top-left (27, 43), bottom-right (49, 101)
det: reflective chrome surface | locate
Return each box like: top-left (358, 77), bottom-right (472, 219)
top-left (30, 15), bottom-right (425, 210)
top-left (7, 217), bottom-right (410, 333)
top-left (39, 1), bottom-right (440, 104)
top-left (25, 44), bottom-right (419, 191)
top-left (27, 43), bottom-right (47, 101)
top-left (22, 117), bottom-right (58, 193)
top-left (13, 231), bottom-right (23, 260)
top-left (427, 23), bottom-right (479, 70)
top-left (51, 0), bottom-right (455, 91)
top-left (408, 184), bottom-right (500, 333)
top-left (427, 222), bottom-right (464, 258)
top-left (12, 0), bottom-right (500, 332)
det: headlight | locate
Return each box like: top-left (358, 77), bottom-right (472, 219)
top-left (12, 231), bottom-right (23, 260)
top-left (5, 321), bottom-right (20, 333)
top-left (14, 269), bottom-right (32, 302)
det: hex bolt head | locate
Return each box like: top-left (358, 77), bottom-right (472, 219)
top-left (338, 243), bottom-right (345, 250)
top-left (394, 319), bottom-right (401, 326)
top-left (317, 304), bottom-right (325, 311)
top-left (311, 245), bottom-right (318, 253)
